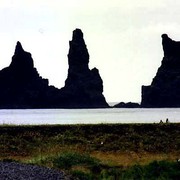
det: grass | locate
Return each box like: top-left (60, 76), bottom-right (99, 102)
top-left (0, 123), bottom-right (180, 179)
top-left (121, 160), bottom-right (180, 180)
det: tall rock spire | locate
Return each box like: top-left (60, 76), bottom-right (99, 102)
top-left (67, 29), bottom-right (89, 74)
top-left (63, 28), bottom-right (109, 108)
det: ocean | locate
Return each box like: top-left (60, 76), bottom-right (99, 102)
top-left (0, 108), bottom-right (179, 125)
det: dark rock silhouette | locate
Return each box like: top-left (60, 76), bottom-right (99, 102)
top-left (141, 34), bottom-right (180, 107)
top-left (61, 29), bottom-right (109, 108)
top-left (0, 29), bottom-right (108, 108)
top-left (0, 41), bottom-right (51, 108)
top-left (114, 102), bottom-right (140, 108)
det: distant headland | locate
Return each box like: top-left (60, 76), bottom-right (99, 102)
top-left (0, 29), bottom-right (109, 108)
top-left (115, 34), bottom-right (180, 108)
top-left (141, 34), bottom-right (180, 107)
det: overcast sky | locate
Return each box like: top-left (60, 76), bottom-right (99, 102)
top-left (0, 0), bottom-right (180, 103)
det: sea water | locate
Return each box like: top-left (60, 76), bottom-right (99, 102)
top-left (0, 108), bottom-right (179, 125)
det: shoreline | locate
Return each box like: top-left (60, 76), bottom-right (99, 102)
top-left (0, 120), bottom-right (180, 126)
top-left (1, 108), bottom-right (180, 125)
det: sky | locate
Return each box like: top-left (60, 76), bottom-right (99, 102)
top-left (0, 0), bottom-right (180, 103)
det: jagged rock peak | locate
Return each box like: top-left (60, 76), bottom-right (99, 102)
top-left (10, 41), bottom-right (34, 70)
top-left (15, 41), bottom-right (24, 55)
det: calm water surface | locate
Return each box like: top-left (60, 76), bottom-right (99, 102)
top-left (0, 108), bottom-right (180, 125)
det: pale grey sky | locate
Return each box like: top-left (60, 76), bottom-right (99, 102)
top-left (0, 0), bottom-right (180, 103)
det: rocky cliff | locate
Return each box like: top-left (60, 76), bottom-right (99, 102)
top-left (141, 34), bottom-right (180, 107)
top-left (0, 29), bottom-right (108, 108)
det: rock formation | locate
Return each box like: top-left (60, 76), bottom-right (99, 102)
top-left (0, 41), bottom-right (50, 108)
top-left (114, 102), bottom-right (140, 108)
top-left (141, 34), bottom-right (180, 107)
top-left (0, 29), bottom-right (108, 108)
top-left (61, 29), bottom-right (109, 108)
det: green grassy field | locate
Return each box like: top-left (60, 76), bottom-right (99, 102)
top-left (0, 123), bottom-right (180, 179)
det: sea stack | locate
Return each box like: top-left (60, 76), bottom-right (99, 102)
top-left (62, 28), bottom-right (109, 108)
top-left (141, 34), bottom-right (180, 107)
top-left (0, 42), bottom-right (51, 108)
top-left (0, 29), bottom-right (108, 108)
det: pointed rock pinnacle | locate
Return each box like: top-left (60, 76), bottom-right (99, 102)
top-left (15, 41), bottom-right (24, 55)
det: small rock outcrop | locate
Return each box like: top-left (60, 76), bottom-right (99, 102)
top-left (0, 29), bottom-right (108, 108)
top-left (141, 34), bottom-right (180, 107)
top-left (114, 102), bottom-right (140, 108)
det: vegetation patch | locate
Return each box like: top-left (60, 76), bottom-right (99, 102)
top-left (0, 123), bottom-right (180, 179)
